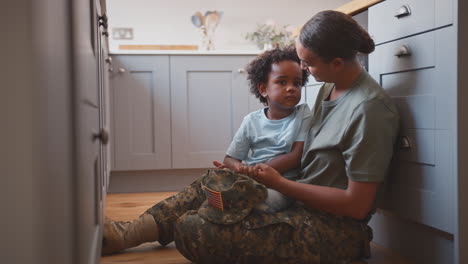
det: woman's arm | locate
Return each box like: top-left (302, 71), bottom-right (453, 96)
top-left (241, 164), bottom-right (378, 220)
top-left (264, 141), bottom-right (304, 174)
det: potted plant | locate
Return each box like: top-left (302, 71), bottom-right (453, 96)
top-left (245, 21), bottom-right (298, 50)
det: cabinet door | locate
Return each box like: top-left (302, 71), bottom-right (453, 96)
top-left (111, 56), bottom-right (171, 170)
top-left (72, 0), bottom-right (105, 263)
top-left (171, 55), bottom-right (254, 168)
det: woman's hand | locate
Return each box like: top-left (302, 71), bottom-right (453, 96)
top-left (239, 163), bottom-right (284, 188)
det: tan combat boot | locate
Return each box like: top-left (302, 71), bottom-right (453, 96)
top-left (102, 213), bottom-right (159, 255)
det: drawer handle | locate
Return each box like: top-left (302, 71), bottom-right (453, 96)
top-left (394, 45), bottom-right (412, 57)
top-left (399, 136), bottom-right (412, 150)
top-left (395, 5), bottom-right (411, 19)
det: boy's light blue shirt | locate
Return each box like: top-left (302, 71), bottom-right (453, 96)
top-left (226, 103), bottom-right (312, 179)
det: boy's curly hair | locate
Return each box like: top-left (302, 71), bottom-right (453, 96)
top-left (245, 45), bottom-right (309, 105)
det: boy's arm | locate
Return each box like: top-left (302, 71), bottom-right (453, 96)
top-left (264, 141), bottom-right (304, 174)
top-left (215, 141), bottom-right (302, 174)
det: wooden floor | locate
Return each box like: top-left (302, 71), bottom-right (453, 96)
top-left (101, 192), bottom-right (414, 264)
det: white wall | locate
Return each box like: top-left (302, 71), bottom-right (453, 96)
top-left (107, 0), bottom-right (351, 52)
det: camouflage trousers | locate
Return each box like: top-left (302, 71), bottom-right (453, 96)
top-left (146, 175), bottom-right (372, 264)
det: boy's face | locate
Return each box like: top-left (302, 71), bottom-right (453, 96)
top-left (260, 60), bottom-right (303, 109)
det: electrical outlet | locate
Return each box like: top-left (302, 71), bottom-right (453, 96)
top-left (112, 28), bottom-right (134, 40)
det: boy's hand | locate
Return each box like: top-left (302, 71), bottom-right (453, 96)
top-left (239, 163), bottom-right (283, 188)
top-left (213, 160), bottom-right (242, 172)
top-left (212, 160), bottom-right (227, 169)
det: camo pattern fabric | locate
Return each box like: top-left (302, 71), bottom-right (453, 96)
top-left (145, 177), bottom-right (206, 246)
top-left (146, 172), bottom-right (372, 263)
top-left (174, 205), bottom-right (372, 264)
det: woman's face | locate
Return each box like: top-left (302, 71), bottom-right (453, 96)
top-left (295, 40), bottom-right (335, 83)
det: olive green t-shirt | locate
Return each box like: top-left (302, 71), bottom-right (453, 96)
top-left (298, 70), bottom-right (400, 190)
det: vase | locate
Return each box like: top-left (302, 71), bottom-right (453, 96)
top-left (199, 26), bottom-right (216, 51)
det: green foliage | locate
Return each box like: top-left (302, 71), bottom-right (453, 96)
top-left (245, 23), bottom-right (295, 49)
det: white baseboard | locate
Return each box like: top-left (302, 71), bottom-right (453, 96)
top-left (108, 168), bottom-right (210, 193)
top-left (370, 209), bottom-right (454, 264)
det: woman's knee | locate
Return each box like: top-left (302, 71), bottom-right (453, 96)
top-left (174, 211), bottom-right (237, 263)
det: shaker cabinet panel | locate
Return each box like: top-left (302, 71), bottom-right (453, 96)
top-left (110, 56), bottom-right (171, 170)
top-left (170, 55), bottom-right (254, 168)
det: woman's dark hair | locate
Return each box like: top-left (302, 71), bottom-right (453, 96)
top-left (299, 10), bottom-right (374, 62)
top-left (246, 45), bottom-right (309, 105)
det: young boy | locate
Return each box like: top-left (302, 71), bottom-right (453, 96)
top-left (214, 46), bottom-right (312, 212)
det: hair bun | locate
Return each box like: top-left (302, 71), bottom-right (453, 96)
top-left (358, 34), bottom-right (375, 54)
top-left (299, 10), bottom-right (376, 60)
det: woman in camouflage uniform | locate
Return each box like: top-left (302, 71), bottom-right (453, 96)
top-left (103, 10), bottom-right (400, 264)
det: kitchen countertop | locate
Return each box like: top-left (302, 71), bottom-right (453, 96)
top-left (110, 50), bottom-right (262, 55)
top-left (335, 0), bottom-right (384, 15)
top-left (111, 0), bottom-right (382, 56)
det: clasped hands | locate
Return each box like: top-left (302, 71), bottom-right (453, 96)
top-left (212, 160), bottom-right (283, 188)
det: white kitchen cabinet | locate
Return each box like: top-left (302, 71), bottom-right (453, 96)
top-left (110, 54), bottom-right (267, 170)
top-left (110, 54), bottom-right (320, 171)
top-left (110, 55), bottom-right (256, 170)
top-left (170, 55), bottom-right (255, 168)
top-left (2, 0), bottom-right (110, 263)
top-left (110, 56), bottom-right (172, 170)
top-left (368, 0), bottom-right (456, 230)
top-left (365, 0), bottom-right (468, 263)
